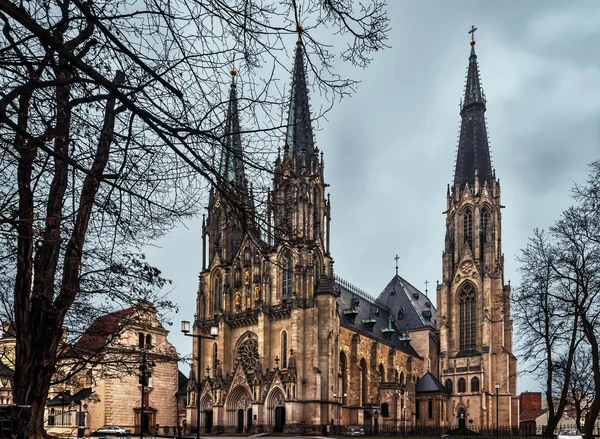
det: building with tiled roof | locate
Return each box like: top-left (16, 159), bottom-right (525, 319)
top-left (45, 301), bottom-right (179, 437)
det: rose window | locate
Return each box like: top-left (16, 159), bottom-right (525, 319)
top-left (238, 339), bottom-right (259, 370)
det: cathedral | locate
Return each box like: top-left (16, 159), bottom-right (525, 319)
top-left (187, 33), bottom-right (518, 434)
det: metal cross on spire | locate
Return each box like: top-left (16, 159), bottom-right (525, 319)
top-left (468, 25), bottom-right (477, 41)
top-left (424, 279), bottom-right (429, 297)
top-left (394, 254), bottom-right (399, 275)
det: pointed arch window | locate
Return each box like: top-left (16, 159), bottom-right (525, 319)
top-left (463, 209), bottom-right (473, 251)
top-left (360, 358), bottom-right (368, 405)
top-left (214, 274), bottom-right (223, 313)
top-left (480, 207), bottom-right (490, 260)
top-left (378, 364), bottom-right (385, 382)
top-left (457, 378), bottom-right (466, 393)
top-left (281, 331), bottom-right (288, 368)
top-left (471, 376), bottom-right (480, 392)
top-left (445, 379), bottom-right (453, 394)
top-left (339, 351), bottom-right (348, 405)
top-left (480, 207), bottom-right (490, 232)
top-left (459, 282), bottom-right (477, 349)
top-left (282, 251), bottom-right (293, 298)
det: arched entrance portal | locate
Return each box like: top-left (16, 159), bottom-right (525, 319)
top-left (267, 388), bottom-right (286, 433)
top-left (225, 386), bottom-right (252, 433)
top-left (200, 395), bottom-right (214, 433)
top-left (457, 407), bottom-right (467, 429)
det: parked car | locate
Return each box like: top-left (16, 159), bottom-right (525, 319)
top-left (92, 426), bottom-right (131, 437)
top-left (557, 429), bottom-right (583, 439)
top-left (345, 425), bottom-right (365, 436)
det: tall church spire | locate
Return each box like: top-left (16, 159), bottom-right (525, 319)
top-left (453, 36), bottom-right (493, 190)
top-left (219, 70), bottom-right (247, 189)
top-left (284, 36), bottom-right (315, 171)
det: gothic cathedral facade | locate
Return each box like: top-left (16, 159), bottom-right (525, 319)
top-left (187, 36), bottom-right (518, 434)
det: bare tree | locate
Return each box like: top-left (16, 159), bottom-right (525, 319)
top-left (0, 0), bottom-right (389, 436)
top-left (553, 347), bottom-right (594, 432)
top-left (514, 160), bottom-right (600, 438)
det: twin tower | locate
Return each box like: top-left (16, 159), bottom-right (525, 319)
top-left (190, 33), bottom-right (518, 433)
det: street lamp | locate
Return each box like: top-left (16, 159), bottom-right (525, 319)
top-left (140, 342), bottom-right (155, 439)
top-left (182, 319), bottom-right (219, 439)
top-left (402, 405), bottom-right (406, 436)
top-left (333, 392), bottom-right (347, 432)
top-left (495, 384), bottom-right (500, 439)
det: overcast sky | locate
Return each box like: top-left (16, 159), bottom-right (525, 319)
top-left (145, 1), bottom-right (600, 394)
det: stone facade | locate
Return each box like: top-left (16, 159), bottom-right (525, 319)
top-left (46, 301), bottom-right (179, 436)
top-left (190, 37), bottom-right (518, 434)
top-left (436, 38), bottom-right (518, 430)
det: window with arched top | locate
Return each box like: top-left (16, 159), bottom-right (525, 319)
top-left (457, 378), bottom-right (466, 393)
top-left (281, 331), bottom-right (288, 368)
top-left (360, 358), bottom-right (368, 405)
top-left (214, 274), bottom-right (223, 312)
top-left (459, 283), bottom-right (477, 349)
top-left (471, 376), bottom-right (480, 392)
top-left (213, 343), bottom-right (218, 377)
top-left (378, 363), bottom-right (385, 382)
top-left (463, 208), bottom-right (473, 250)
top-left (480, 207), bottom-right (490, 232)
top-left (445, 379), bottom-right (453, 394)
top-left (339, 351), bottom-right (348, 404)
top-left (400, 371), bottom-right (405, 387)
top-left (381, 403), bottom-right (389, 417)
top-left (282, 251), bottom-right (293, 298)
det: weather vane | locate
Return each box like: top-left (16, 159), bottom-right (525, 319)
top-left (468, 25), bottom-right (477, 41)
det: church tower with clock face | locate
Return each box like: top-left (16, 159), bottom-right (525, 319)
top-left (436, 34), bottom-right (519, 430)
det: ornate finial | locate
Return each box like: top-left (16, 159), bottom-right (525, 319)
top-left (296, 24), bottom-right (303, 42)
top-left (274, 355), bottom-right (280, 369)
top-left (206, 365), bottom-right (211, 377)
top-left (424, 279), bottom-right (429, 297)
top-left (394, 254), bottom-right (399, 276)
top-left (468, 25), bottom-right (477, 46)
top-left (230, 68), bottom-right (237, 83)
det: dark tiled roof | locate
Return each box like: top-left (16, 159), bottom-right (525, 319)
top-left (73, 307), bottom-right (136, 353)
top-left (376, 275), bottom-right (437, 330)
top-left (0, 360), bottom-right (14, 377)
top-left (519, 409), bottom-right (547, 423)
top-left (335, 277), bottom-right (421, 358)
top-left (176, 370), bottom-right (188, 396)
top-left (47, 388), bottom-right (93, 406)
top-left (415, 371), bottom-right (448, 394)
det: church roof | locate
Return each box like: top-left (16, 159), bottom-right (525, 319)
top-left (453, 39), bottom-right (493, 190)
top-left (415, 371), bottom-right (448, 394)
top-left (284, 39), bottom-right (316, 172)
top-left (335, 276), bottom-right (422, 358)
top-left (176, 370), bottom-right (188, 396)
top-left (219, 73), bottom-right (247, 189)
top-left (376, 275), bottom-right (436, 330)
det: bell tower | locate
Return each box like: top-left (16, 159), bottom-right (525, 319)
top-left (437, 31), bottom-right (518, 430)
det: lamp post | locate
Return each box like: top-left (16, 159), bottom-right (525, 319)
top-left (402, 405), bottom-right (406, 437)
top-left (495, 384), bottom-right (500, 439)
top-left (140, 342), bottom-right (155, 439)
top-left (181, 319), bottom-right (219, 439)
top-left (333, 392), bottom-right (347, 433)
